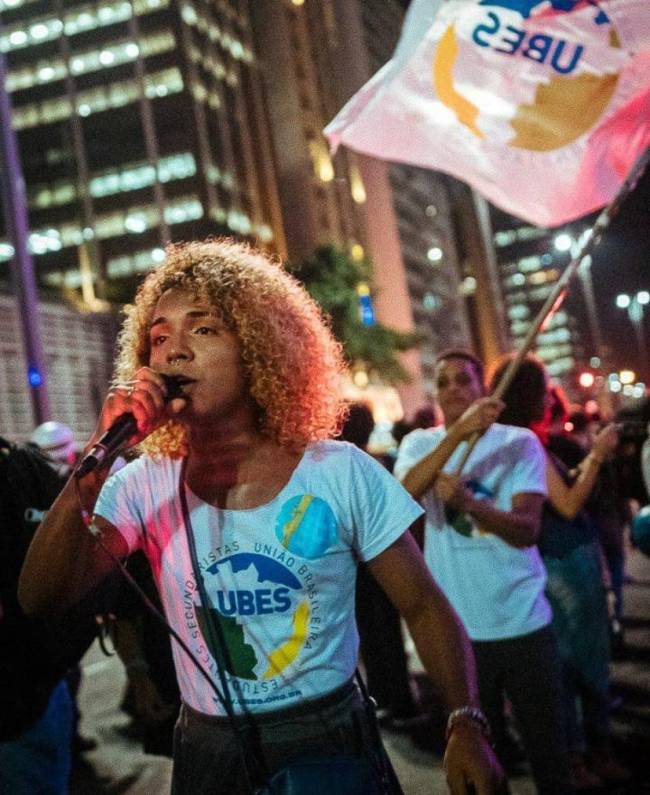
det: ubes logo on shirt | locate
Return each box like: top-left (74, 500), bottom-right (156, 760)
top-left (432, 0), bottom-right (621, 151)
top-left (187, 495), bottom-right (338, 690)
top-left (215, 587), bottom-right (292, 616)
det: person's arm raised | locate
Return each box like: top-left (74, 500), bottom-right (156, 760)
top-left (19, 366), bottom-right (186, 617)
top-left (546, 422), bottom-right (619, 521)
top-left (399, 397), bottom-right (504, 500)
top-left (369, 531), bottom-right (504, 795)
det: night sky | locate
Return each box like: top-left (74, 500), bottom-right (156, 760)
top-left (588, 161), bottom-right (650, 380)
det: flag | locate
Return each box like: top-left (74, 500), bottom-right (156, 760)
top-left (325, 0), bottom-right (650, 227)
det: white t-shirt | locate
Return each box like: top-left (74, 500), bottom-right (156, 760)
top-left (395, 424), bottom-right (551, 642)
top-left (96, 440), bottom-right (422, 715)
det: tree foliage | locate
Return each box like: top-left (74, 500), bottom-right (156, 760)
top-left (291, 245), bottom-right (420, 384)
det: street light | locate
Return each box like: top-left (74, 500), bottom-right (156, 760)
top-left (615, 292), bottom-right (649, 382)
top-left (554, 233), bottom-right (573, 252)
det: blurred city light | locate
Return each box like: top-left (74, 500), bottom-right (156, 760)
top-left (427, 246), bottom-right (443, 262)
top-left (638, 290), bottom-right (650, 305)
top-left (353, 369), bottom-right (369, 388)
top-left (553, 233), bottom-right (572, 252)
top-left (28, 367), bottom-right (42, 387)
top-left (620, 369), bottom-right (636, 385)
top-left (616, 293), bottom-right (631, 309)
top-left (578, 371), bottom-right (595, 388)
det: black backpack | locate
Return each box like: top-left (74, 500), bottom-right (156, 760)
top-left (0, 436), bottom-right (107, 740)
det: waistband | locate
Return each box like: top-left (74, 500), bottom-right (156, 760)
top-left (181, 677), bottom-right (359, 728)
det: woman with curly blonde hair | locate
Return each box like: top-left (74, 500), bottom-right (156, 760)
top-left (21, 238), bottom-right (501, 795)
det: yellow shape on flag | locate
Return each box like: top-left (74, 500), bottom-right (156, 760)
top-left (262, 601), bottom-right (310, 679)
top-left (510, 72), bottom-right (619, 152)
top-left (281, 494), bottom-right (313, 548)
top-left (433, 25), bottom-right (483, 139)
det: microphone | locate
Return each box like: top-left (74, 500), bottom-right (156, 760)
top-left (75, 374), bottom-right (186, 478)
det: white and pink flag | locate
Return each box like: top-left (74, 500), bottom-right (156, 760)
top-left (325, 0), bottom-right (650, 227)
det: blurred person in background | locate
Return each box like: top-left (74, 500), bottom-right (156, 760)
top-left (30, 421), bottom-right (79, 473)
top-left (396, 349), bottom-right (570, 795)
top-left (113, 550), bottom-right (181, 757)
top-left (30, 422), bottom-right (98, 763)
top-left (490, 354), bottom-right (630, 791)
top-left (340, 402), bottom-right (423, 734)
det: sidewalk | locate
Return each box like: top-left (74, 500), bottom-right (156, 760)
top-left (72, 548), bottom-right (650, 794)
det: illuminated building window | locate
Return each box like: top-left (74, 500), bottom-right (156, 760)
top-left (5, 196), bottom-right (203, 262)
top-left (227, 209), bottom-right (252, 234)
top-left (0, 0), bottom-right (170, 53)
top-left (529, 285), bottom-right (553, 301)
top-left (518, 255), bottom-right (541, 272)
top-left (12, 68), bottom-right (183, 129)
top-left (494, 230), bottom-right (516, 247)
top-left (423, 292), bottom-right (439, 311)
top-left (0, 242), bottom-right (15, 262)
top-left (510, 320), bottom-right (530, 336)
top-left (349, 165), bottom-right (366, 204)
top-left (537, 327), bottom-right (572, 345)
top-left (506, 291), bottom-right (527, 305)
top-left (105, 246), bottom-right (167, 278)
top-left (494, 225), bottom-right (547, 248)
top-left (546, 358), bottom-right (575, 376)
top-left (505, 273), bottom-right (525, 288)
top-left (308, 142), bottom-right (334, 183)
top-left (256, 224), bottom-right (273, 243)
top-left (0, 0), bottom-right (39, 11)
top-left (508, 304), bottom-right (530, 321)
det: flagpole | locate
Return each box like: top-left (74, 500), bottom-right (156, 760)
top-left (454, 146), bottom-right (650, 475)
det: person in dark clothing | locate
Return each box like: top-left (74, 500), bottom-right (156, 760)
top-left (490, 354), bottom-right (630, 791)
top-left (114, 551), bottom-right (181, 757)
top-left (340, 403), bottom-right (422, 730)
top-left (0, 437), bottom-right (74, 793)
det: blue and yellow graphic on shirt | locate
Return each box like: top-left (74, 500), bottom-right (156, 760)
top-left (195, 552), bottom-right (314, 682)
top-left (445, 480), bottom-right (494, 538)
top-left (275, 495), bottom-right (338, 559)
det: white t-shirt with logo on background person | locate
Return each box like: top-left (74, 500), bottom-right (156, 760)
top-left (95, 440), bottom-right (423, 715)
top-left (394, 423), bottom-right (551, 642)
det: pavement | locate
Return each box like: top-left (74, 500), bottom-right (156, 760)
top-left (71, 547), bottom-right (650, 794)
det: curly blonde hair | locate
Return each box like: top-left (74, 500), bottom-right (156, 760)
top-left (114, 238), bottom-right (347, 457)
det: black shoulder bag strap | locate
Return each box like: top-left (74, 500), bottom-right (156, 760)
top-left (179, 459), bottom-right (267, 793)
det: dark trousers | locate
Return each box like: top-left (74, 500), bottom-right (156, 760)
top-left (356, 563), bottom-right (417, 717)
top-left (472, 624), bottom-right (571, 795)
top-left (171, 680), bottom-right (382, 795)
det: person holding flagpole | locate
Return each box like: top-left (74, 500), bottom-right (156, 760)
top-left (395, 349), bottom-right (571, 795)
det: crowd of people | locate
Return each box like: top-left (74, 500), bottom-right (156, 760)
top-left (1, 238), bottom-right (648, 794)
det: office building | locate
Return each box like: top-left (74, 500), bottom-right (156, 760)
top-left (490, 204), bottom-right (592, 382)
top-left (251, 0), bottom-right (505, 403)
top-left (0, 0), bottom-right (286, 304)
